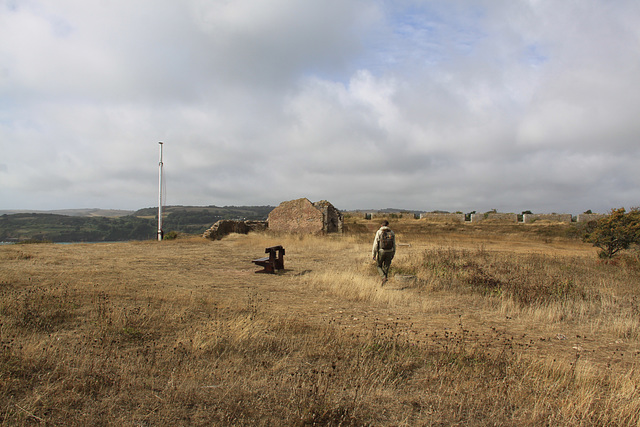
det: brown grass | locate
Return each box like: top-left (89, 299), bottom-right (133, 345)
top-left (1, 218), bottom-right (639, 425)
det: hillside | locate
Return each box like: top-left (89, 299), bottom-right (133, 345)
top-left (134, 205), bottom-right (274, 219)
top-left (0, 213), bottom-right (156, 243)
top-left (1, 218), bottom-right (638, 424)
top-left (0, 208), bottom-right (135, 217)
top-left (0, 205), bottom-right (275, 242)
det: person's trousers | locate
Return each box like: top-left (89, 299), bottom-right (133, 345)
top-left (377, 249), bottom-right (394, 278)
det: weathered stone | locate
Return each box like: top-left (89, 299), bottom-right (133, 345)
top-left (268, 198), bottom-right (343, 234)
top-left (203, 220), bottom-right (267, 240)
top-left (313, 200), bottom-right (343, 233)
top-left (523, 213), bottom-right (572, 224)
top-left (420, 213), bottom-right (465, 222)
top-left (576, 213), bottom-right (607, 222)
top-left (471, 213), bottom-right (518, 223)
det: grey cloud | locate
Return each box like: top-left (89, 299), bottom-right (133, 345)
top-left (1, 0), bottom-right (639, 213)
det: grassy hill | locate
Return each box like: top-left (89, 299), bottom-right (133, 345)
top-left (1, 217), bottom-right (639, 424)
top-left (137, 205), bottom-right (274, 235)
top-left (0, 208), bottom-right (135, 217)
top-left (0, 206), bottom-right (274, 242)
top-left (134, 205), bottom-right (273, 219)
top-left (0, 213), bottom-right (156, 242)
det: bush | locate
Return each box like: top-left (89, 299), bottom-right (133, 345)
top-left (584, 207), bottom-right (640, 258)
top-left (163, 230), bottom-right (179, 240)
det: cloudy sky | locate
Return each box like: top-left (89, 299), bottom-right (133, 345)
top-left (1, 0), bottom-right (639, 214)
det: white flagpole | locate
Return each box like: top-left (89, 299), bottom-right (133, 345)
top-left (158, 142), bottom-right (164, 241)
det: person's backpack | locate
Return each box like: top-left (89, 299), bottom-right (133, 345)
top-left (380, 229), bottom-right (394, 250)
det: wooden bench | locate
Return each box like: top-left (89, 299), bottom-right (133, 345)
top-left (252, 245), bottom-right (285, 274)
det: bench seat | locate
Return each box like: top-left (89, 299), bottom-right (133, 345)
top-left (252, 245), bottom-right (285, 273)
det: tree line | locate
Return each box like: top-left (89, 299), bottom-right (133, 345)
top-left (0, 214), bottom-right (156, 242)
top-left (0, 206), bottom-right (273, 243)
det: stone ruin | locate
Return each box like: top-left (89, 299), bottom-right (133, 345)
top-left (268, 198), bottom-right (343, 234)
top-left (426, 212), bottom-right (606, 224)
top-left (470, 213), bottom-right (518, 223)
top-left (576, 213), bottom-right (607, 223)
top-left (420, 212), bottom-right (465, 222)
top-left (202, 202), bottom-right (601, 241)
top-left (203, 220), bottom-right (267, 240)
top-left (202, 198), bottom-right (343, 240)
top-left (523, 213), bottom-right (572, 224)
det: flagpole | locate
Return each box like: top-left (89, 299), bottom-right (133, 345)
top-left (158, 142), bottom-right (164, 241)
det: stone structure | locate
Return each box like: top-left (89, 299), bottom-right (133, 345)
top-left (470, 213), bottom-right (518, 223)
top-left (203, 220), bottom-right (267, 240)
top-left (312, 200), bottom-right (343, 233)
top-left (576, 213), bottom-right (607, 223)
top-left (419, 213), bottom-right (465, 222)
top-left (268, 198), bottom-right (343, 234)
top-left (523, 214), bottom-right (572, 224)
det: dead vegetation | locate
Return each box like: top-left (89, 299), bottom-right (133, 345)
top-left (1, 218), bottom-right (639, 425)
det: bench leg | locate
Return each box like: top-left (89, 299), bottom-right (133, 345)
top-left (254, 262), bottom-right (275, 274)
top-left (255, 265), bottom-right (274, 274)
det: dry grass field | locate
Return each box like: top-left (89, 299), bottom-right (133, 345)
top-left (1, 217), bottom-right (639, 426)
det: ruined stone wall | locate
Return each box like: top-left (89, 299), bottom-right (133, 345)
top-left (420, 213), bottom-right (465, 223)
top-left (576, 213), bottom-right (607, 222)
top-left (523, 214), bottom-right (572, 224)
top-left (268, 198), bottom-right (325, 234)
top-left (470, 213), bottom-right (518, 223)
top-left (313, 200), bottom-right (343, 233)
top-left (203, 220), bottom-right (267, 240)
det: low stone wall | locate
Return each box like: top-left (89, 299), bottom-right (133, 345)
top-left (576, 213), bottom-right (607, 223)
top-left (363, 213), bottom-right (420, 220)
top-left (203, 220), bottom-right (267, 240)
top-left (470, 213), bottom-right (518, 223)
top-left (523, 214), bottom-right (572, 224)
top-left (419, 213), bottom-right (465, 222)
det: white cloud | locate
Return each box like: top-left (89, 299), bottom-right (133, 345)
top-left (1, 0), bottom-right (639, 213)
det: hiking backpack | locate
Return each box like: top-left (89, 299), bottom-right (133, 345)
top-left (380, 229), bottom-right (394, 250)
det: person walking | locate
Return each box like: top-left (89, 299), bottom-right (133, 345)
top-left (372, 220), bottom-right (396, 284)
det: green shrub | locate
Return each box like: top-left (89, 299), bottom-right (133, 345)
top-left (584, 207), bottom-right (640, 258)
top-left (163, 230), bottom-right (179, 240)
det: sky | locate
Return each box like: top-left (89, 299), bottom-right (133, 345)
top-left (1, 0), bottom-right (639, 214)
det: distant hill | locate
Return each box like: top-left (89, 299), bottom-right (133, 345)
top-left (0, 205), bottom-right (275, 242)
top-left (2, 205), bottom-right (449, 242)
top-left (0, 213), bottom-right (155, 242)
top-left (134, 205), bottom-right (274, 220)
top-left (0, 208), bottom-right (134, 217)
top-left (136, 205), bottom-right (275, 235)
